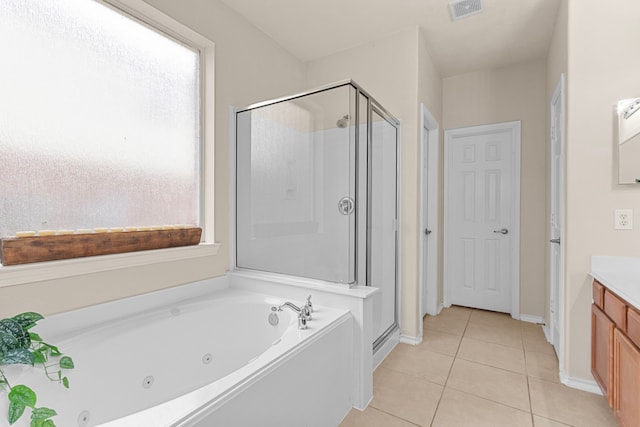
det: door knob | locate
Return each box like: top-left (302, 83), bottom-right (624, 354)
top-left (337, 197), bottom-right (355, 215)
top-left (550, 238), bottom-right (560, 244)
top-left (493, 228), bottom-right (509, 235)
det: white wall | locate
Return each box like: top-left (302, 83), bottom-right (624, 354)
top-left (0, 0), bottom-right (306, 317)
top-left (563, 0), bottom-right (640, 381)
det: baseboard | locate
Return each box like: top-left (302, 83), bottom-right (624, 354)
top-left (399, 334), bottom-right (423, 346)
top-left (436, 303), bottom-right (444, 315)
top-left (559, 370), bottom-right (603, 395)
top-left (351, 394), bottom-right (374, 412)
top-left (519, 314), bottom-right (545, 324)
top-left (542, 324), bottom-right (552, 343)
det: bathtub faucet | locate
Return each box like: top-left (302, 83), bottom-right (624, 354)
top-left (276, 302), bottom-right (308, 329)
top-left (275, 297), bottom-right (313, 330)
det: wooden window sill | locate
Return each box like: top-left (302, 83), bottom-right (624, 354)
top-left (1, 228), bottom-right (203, 266)
top-left (0, 229), bottom-right (220, 288)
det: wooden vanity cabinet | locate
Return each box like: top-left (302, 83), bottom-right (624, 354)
top-left (613, 328), bottom-right (640, 427)
top-left (592, 303), bottom-right (614, 405)
top-left (592, 279), bottom-right (640, 426)
top-left (605, 290), bottom-right (627, 330)
top-left (626, 307), bottom-right (640, 348)
top-left (593, 279), bottom-right (605, 309)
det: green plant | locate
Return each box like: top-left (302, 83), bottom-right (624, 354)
top-left (0, 312), bottom-right (74, 426)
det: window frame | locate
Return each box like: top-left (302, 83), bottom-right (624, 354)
top-left (0, 0), bottom-right (218, 288)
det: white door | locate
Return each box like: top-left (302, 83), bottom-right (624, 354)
top-left (422, 125), bottom-right (430, 317)
top-left (420, 104), bottom-right (440, 318)
top-left (445, 122), bottom-right (520, 314)
top-left (549, 77), bottom-right (564, 357)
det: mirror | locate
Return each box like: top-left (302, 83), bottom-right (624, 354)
top-left (618, 98), bottom-right (640, 184)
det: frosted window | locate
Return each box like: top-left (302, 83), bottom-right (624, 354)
top-left (0, 0), bottom-right (200, 237)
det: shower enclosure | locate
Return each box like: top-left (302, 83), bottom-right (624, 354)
top-left (235, 80), bottom-right (399, 348)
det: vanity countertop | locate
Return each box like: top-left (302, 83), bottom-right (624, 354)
top-left (590, 256), bottom-right (640, 310)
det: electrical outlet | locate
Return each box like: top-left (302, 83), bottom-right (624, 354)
top-left (615, 209), bottom-right (633, 230)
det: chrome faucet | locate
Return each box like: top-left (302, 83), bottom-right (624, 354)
top-left (278, 301), bottom-right (301, 313)
top-left (305, 295), bottom-right (313, 316)
top-left (274, 296), bottom-right (313, 330)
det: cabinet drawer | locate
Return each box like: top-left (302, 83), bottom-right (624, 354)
top-left (605, 290), bottom-right (627, 330)
top-left (593, 280), bottom-right (605, 309)
top-left (627, 307), bottom-right (640, 349)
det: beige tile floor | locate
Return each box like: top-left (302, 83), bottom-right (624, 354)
top-left (340, 306), bottom-right (619, 427)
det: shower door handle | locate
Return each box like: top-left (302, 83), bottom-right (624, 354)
top-left (338, 197), bottom-right (355, 215)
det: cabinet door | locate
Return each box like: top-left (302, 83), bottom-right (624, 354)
top-left (592, 304), bottom-right (614, 406)
top-left (613, 328), bottom-right (640, 427)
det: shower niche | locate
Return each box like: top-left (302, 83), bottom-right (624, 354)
top-left (235, 80), bottom-right (400, 348)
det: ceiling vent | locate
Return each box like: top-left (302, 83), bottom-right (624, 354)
top-left (449, 0), bottom-right (484, 21)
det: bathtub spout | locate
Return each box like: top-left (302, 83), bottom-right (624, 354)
top-left (278, 302), bottom-right (301, 313)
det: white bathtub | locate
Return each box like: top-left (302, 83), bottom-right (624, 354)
top-left (2, 286), bottom-right (353, 426)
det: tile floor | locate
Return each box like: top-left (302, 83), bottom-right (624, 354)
top-left (340, 306), bottom-right (619, 427)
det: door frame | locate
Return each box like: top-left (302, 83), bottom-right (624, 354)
top-left (548, 75), bottom-right (565, 363)
top-left (419, 104), bottom-right (440, 319)
top-left (443, 121), bottom-right (521, 318)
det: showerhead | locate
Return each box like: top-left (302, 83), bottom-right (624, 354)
top-left (336, 114), bottom-right (350, 128)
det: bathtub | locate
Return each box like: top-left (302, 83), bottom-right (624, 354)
top-left (2, 286), bottom-right (354, 426)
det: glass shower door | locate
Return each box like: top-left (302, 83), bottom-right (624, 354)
top-left (370, 108), bottom-right (398, 347)
top-left (236, 85), bottom-right (356, 284)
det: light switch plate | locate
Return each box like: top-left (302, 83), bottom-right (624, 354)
top-left (615, 209), bottom-right (633, 230)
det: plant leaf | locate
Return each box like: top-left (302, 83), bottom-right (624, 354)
top-left (8, 401), bottom-right (26, 425)
top-left (59, 356), bottom-right (74, 370)
top-left (11, 313), bottom-right (44, 331)
top-left (31, 407), bottom-right (57, 420)
top-left (62, 377), bottom-right (69, 389)
top-left (30, 420), bottom-right (56, 427)
top-left (46, 345), bottom-right (61, 357)
top-left (29, 332), bottom-right (43, 342)
top-left (1, 348), bottom-right (34, 365)
top-left (0, 319), bottom-right (30, 349)
top-left (0, 332), bottom-right (20, 357)
top-left (32, 350), bottom-right (46, 365)
top-left (8, 384), bottom-right (37, 408)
